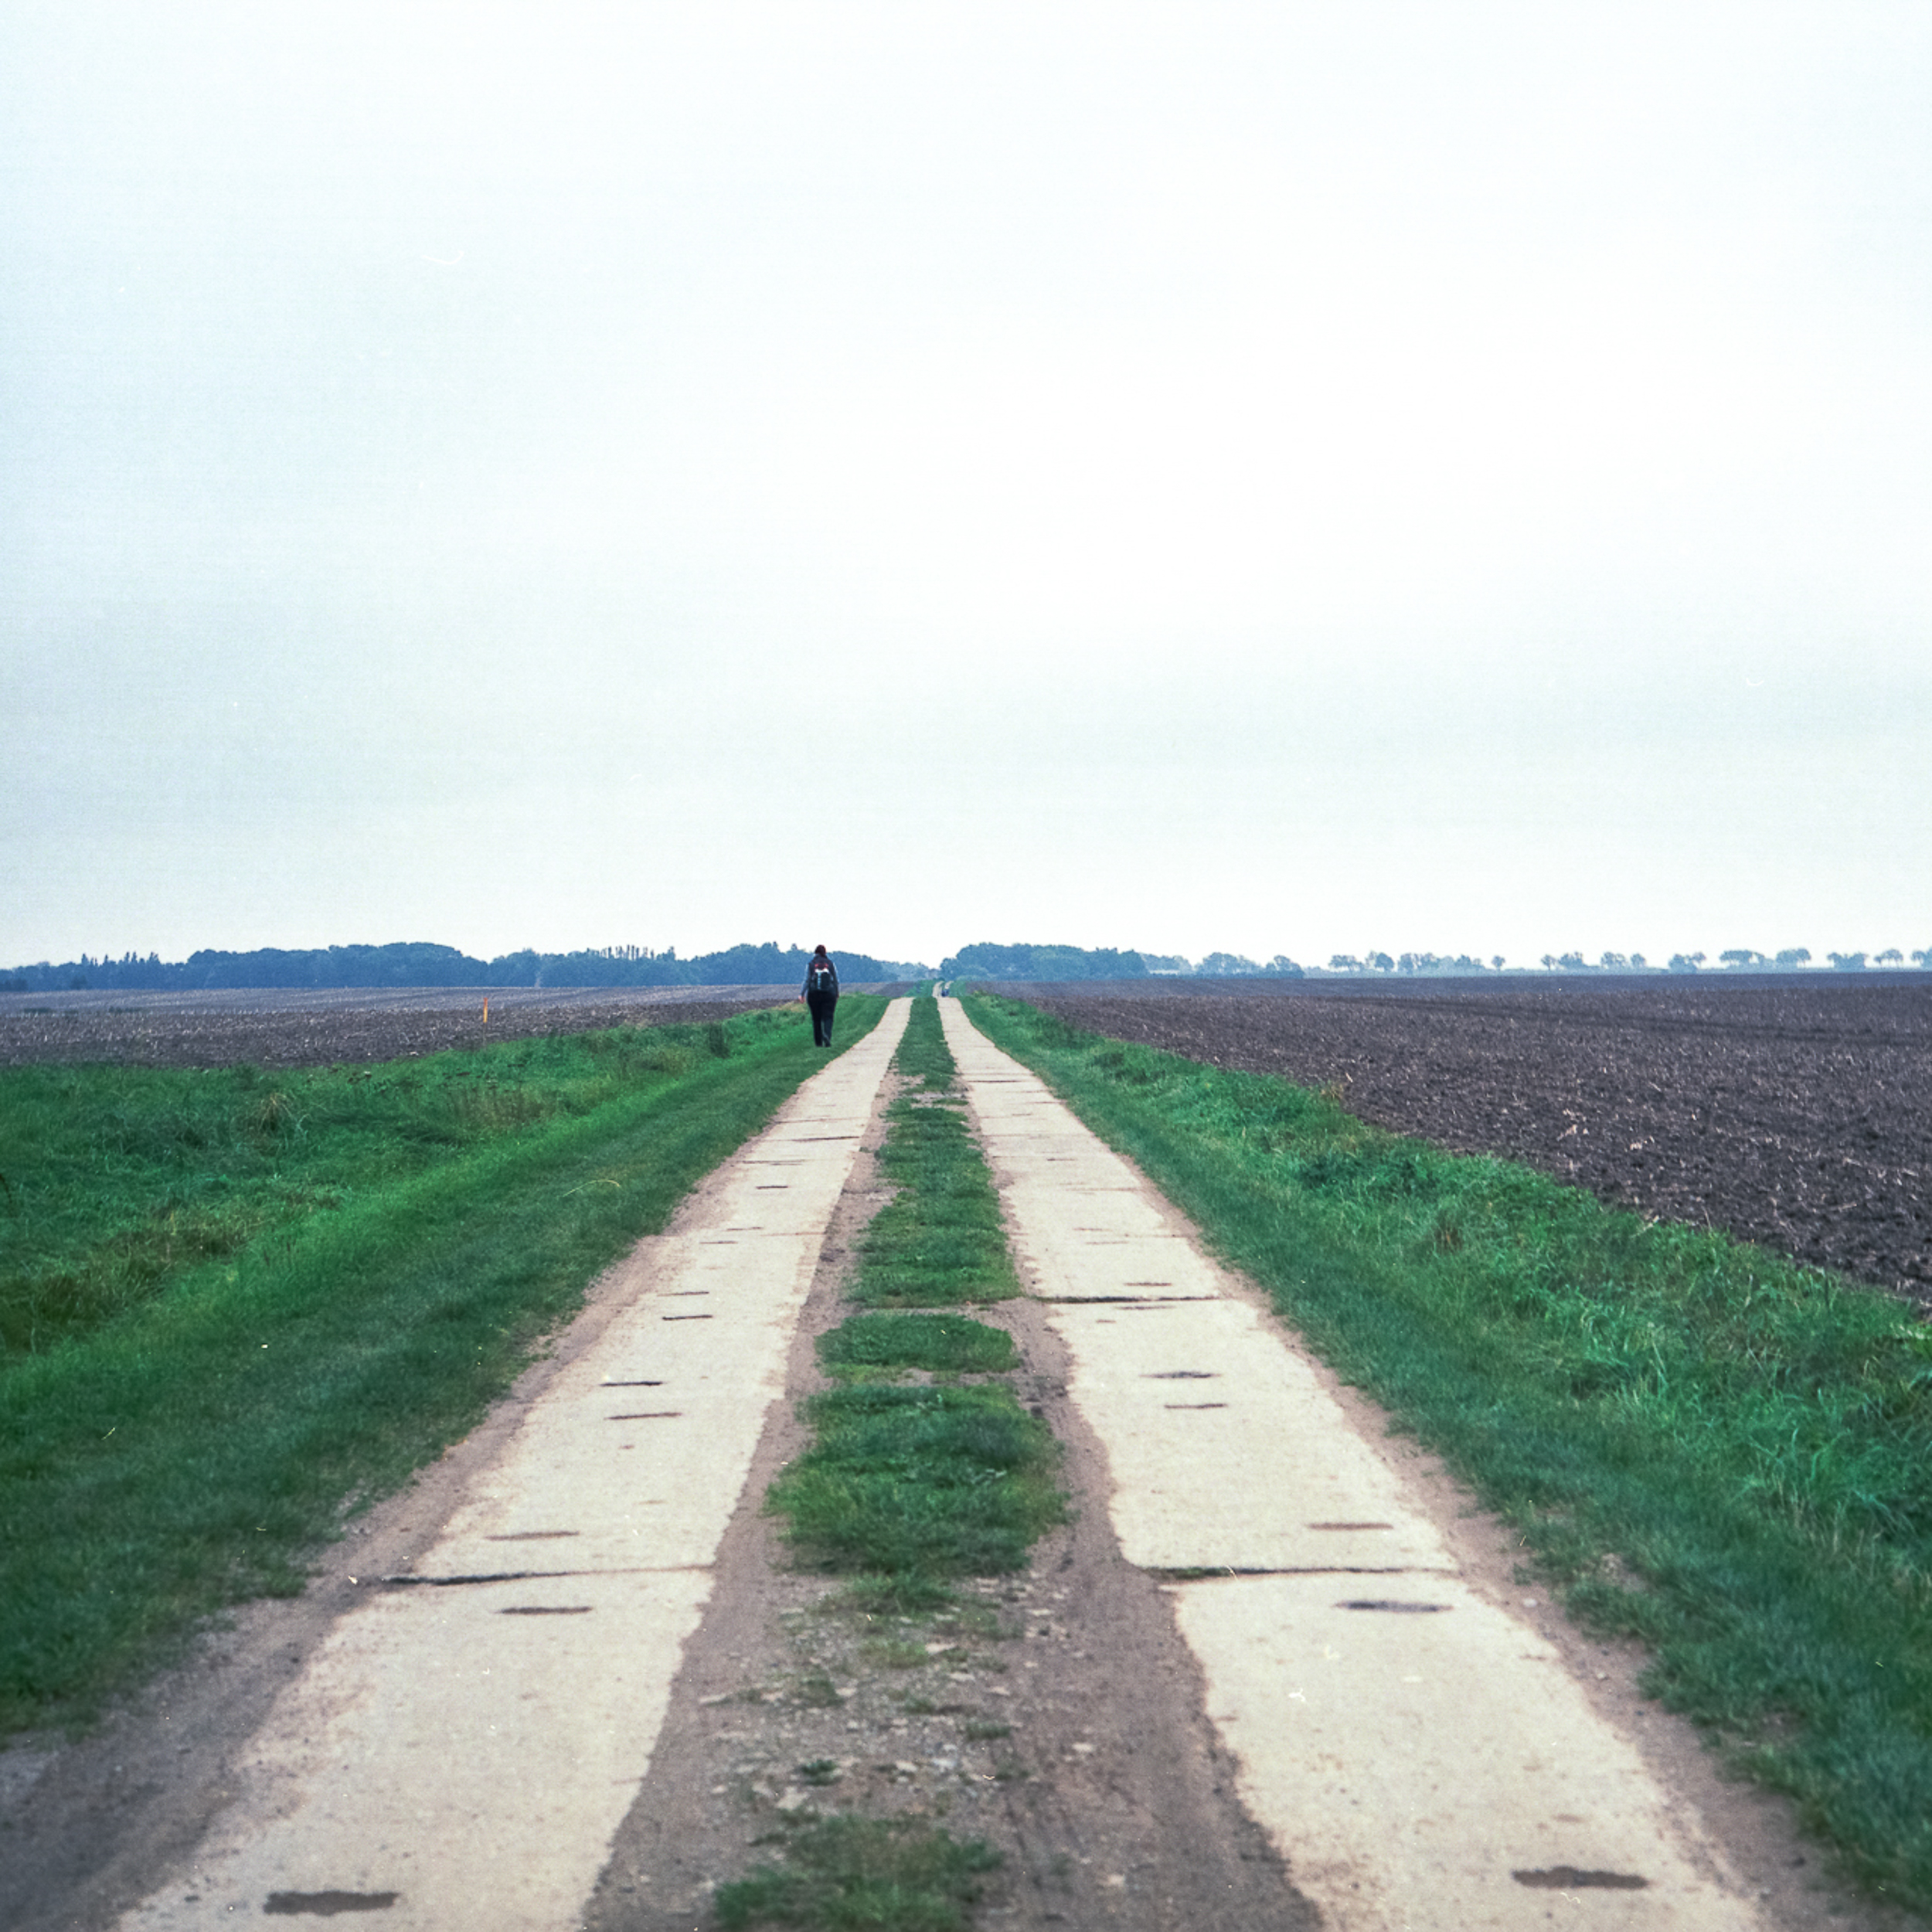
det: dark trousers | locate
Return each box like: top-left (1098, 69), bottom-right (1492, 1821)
top-left (807, 992), bottom-right (837, 1046)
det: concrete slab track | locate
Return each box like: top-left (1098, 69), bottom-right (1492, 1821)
top-left (117, 999), bottom-right (910, 1932)
top-left (938, 995), bottom-right (1767, 1932)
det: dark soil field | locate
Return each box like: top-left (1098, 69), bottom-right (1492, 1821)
top-left (995, 976), bottom-right (1932, 1314)
top-left (0, 983), bottom-right (906, 1071)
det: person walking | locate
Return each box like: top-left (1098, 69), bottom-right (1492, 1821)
top-left (802, 944), bottom-right (839, 1046)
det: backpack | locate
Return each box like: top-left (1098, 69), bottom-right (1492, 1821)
top-left (808, 960), bottom-right (835, 995)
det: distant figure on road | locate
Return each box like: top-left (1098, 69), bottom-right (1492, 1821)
top-left (803, 945), bottom-right (839, 1047)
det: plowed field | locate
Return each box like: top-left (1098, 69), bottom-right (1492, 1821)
top-left (998, 978), bottom-right (1932, 1312)
top-left (0, 985), bottom-right (885, 1070)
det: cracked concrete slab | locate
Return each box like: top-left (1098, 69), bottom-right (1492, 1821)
top-left (1170, 1573), bottom-right (1756, 1930)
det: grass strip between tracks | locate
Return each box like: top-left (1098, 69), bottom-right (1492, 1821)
top-left (965, 992), bottom-right (1932, 1914)
top-left (769, 996), bottom-right (1060, 1597)
top-left (737, 998), bottom-right (1057, 1928)
top-left (846, 992), bottom-right (1020, 1309)
top-left (819, 1314), bottom-right (1018, 1377)
top-left (0, 998), bottom-right (885, 1740)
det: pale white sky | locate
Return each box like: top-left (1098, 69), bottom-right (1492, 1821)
top-left (4, 3), bottom-right (1928, 970)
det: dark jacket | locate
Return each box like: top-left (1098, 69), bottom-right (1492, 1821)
top-left (802, 954), bottom-right (838, 999)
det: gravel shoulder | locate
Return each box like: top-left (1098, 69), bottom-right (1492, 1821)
top-left (997, 977), bottom-right (1932, 1310)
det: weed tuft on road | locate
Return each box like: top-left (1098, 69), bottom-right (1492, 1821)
top-left (715, 1815), bottom-right (1001, 1931)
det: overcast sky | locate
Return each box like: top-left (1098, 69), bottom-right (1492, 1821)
top-left (4, 3), bottom-right (1928, 971)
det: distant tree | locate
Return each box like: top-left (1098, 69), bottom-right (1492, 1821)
top-left (1539, 954), bottom-right (1556, 970)
top-left (1491, 955), bottom-right (1505, 971)
top-left (1197, 952), bottom-right (1260, 976)
top-left (1668, 952), bottom-right (1706, 972)
top-left (1774, 948), bottom-right (1811, 968)
top-left (1827, 951), bottom-right (1868, 971)
top-left (1136, 953), bottom-right (1193, 975)
top-left (1328, 954), bottom-right (1363, 973)
top-left (1599, 951), bottom-right (1629, 971)
top-left (485, 949), bottom-right (544, 985)
top-left (1913, 949), bottom-right (1932, 968)
top-left (1264, 955), bottom-right (1304, 977)
top-left (1876, 948), bottom-right (1903, 967)
top-left (1631, 953), bottom-right (1648, 969)
top-left (1367, 951), bottom-right (1393, 973)
top-left (1718, 949), bottom-right (1765, 968)
top-left (1556, 951), bottom-right (1588, 971)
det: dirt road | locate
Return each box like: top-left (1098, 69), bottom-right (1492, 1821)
top-left (7, 997), bottom-right (1890, 1930)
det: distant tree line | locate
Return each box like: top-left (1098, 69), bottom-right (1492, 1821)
top-left (938, 944), bottom-right (1308, 981)
top-left (1196, 952), bottom-right (1305, 977)
top-left (1538, 948), bottom-right (1927, 975)
top-left (9, 936), bottom-right (1927, 996)
top-left (932, 940), bottom-right (1932, 986)
top-left (1327, 952), bottom-right (1500, 975)
top-left (1315, 947), bottom-right (1931, 977)
top-left (0, 940), bottom-right (931, 994)
top-left (939, 943), bottom-right (1153, 981)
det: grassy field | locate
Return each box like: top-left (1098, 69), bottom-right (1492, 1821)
top-left (0, 998), bottom-right (883, 1739)
top-left (965, 992), bottom-right (1932, 1915)
top-left (2, 1015), bottom-right (764, 1355)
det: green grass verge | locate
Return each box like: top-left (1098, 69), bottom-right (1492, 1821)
top-left (964, 992), bottom-right (1932, 1913)
top-left (715, 1815), bottom-right (1001, 1931)
top-left (852, 1002), bottom-right (1017, 1308)
top-left (818, 1314), bottom-right (1018, 1376)
top-left (0, 998), bottom-right (883, 1739)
